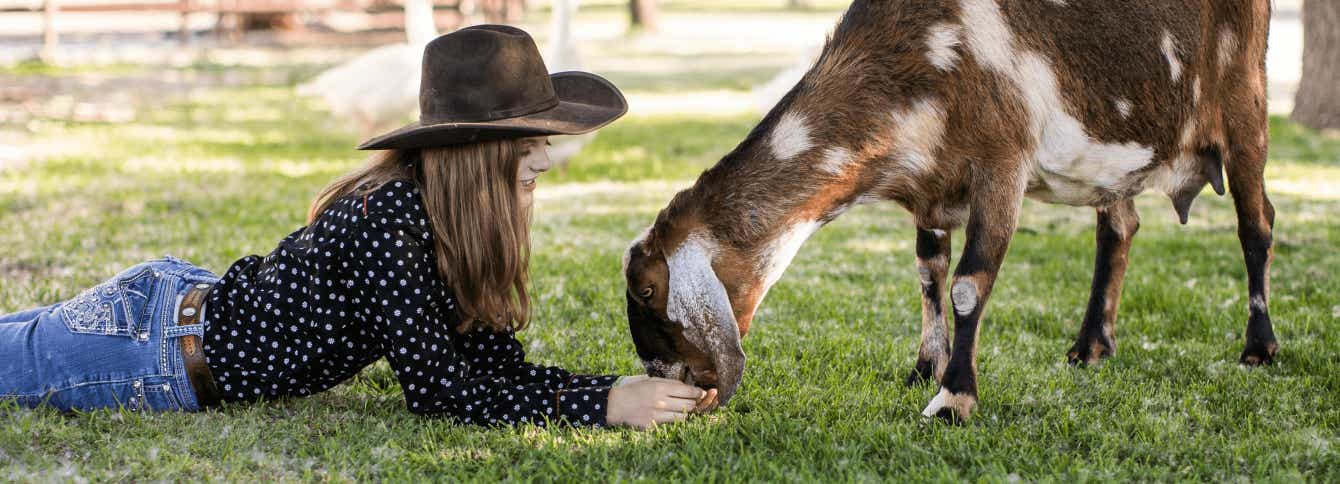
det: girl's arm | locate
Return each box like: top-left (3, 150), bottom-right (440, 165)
top-left (351, 210), bottom-right (610, 426)
top-left (456, 328), bottom-right (620, 389)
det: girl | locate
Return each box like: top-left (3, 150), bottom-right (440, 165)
top-left (0, 25), bottom-right (714, 429)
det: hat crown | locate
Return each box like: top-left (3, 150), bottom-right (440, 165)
top-left (419, 25), bottom-right (558, 124)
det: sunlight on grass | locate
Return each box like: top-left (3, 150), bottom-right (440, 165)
top-left (122, 155), bottom-right (246, 174)
top-left (1267, 164), bottom-right (1340, 200)
top-left (627, 90), bottom-right (760, 117)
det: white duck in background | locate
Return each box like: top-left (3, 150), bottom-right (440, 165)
top-left (544, 0), bottom-right (595, 169)
top-left (298, 0), bottom-right (439, 137)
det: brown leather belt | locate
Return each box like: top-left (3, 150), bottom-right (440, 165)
top-left (174, 283), bottom-right (222, 409)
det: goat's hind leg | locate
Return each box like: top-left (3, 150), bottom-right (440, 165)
top-left (1226, 121), bottom-right (1278, 365)
top-left (906, 227), bottom-right (952, 386)
top-left (1067, 198), bottom-right (1140, 366)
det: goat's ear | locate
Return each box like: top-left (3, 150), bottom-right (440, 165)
top-left (663, 234), bottom-right (747, 404)
top-left (664, 235), bottom-right (736, 331)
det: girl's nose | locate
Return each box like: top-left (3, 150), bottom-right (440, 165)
top-left (531, 146), bottom-right (553, 173)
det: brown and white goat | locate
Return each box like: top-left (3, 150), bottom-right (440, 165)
top-left (623, 0), bottom-right (1277, 421)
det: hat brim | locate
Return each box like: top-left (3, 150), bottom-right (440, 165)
top-left (356, 71), bottom-right (628, 150)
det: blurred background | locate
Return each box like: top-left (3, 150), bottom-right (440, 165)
top-left (0, 0), bottom-right (1332, 167)
top-left (0, 0), bottom-right (1336, 296)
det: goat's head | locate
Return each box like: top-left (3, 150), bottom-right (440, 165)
top-left (623, 206), bottom-right (777, 405)
top-left (622, 118), bottom-right (847, 405)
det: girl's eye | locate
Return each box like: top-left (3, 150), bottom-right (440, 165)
top-left (545, 140), bottom-right (553, 147)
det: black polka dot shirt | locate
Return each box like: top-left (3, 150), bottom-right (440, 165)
top-left (203, 180), bottom-right (618, 427)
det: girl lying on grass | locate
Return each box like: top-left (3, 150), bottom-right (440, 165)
top-left (0, 25), bottom-right (716, 428)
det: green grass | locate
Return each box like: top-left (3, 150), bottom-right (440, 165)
top-left (3, 64), bottom-right (1340, 482)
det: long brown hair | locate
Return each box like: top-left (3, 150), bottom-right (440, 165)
top-left (308, 139), bottom-right (531, 332)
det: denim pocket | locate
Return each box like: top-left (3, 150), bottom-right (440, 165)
top-left (60, 266), bottom-right (158, 338)
top-left (133, 380), bottom-right (183, 412)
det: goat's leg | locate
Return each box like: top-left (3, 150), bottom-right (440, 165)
top-left (1067, 198), bottom-right (1140, 366)
top-left (1226, 113), bottom-right (1278, 365)
top-left (922, 172), bottom-right (1025, 422)
top-left (906, 227), bottom-right (952, 386)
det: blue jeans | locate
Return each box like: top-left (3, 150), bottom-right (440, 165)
top-left (0, 256), bottom-right (219, 413)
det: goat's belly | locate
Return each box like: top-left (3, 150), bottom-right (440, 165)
top-left (1025, 170), bottom-right (1116, 206)
top-left (1024, 134), bottom-right (1163, 206)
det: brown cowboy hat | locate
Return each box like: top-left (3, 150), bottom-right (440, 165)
top-left (357, 24), bottom-right (628, 150)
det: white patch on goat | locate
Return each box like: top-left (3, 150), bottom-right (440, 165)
top-left (959, 0), bottom-right (1014, 71)
top-left (757, 220), bottom-right (823, 294)
top-left (931, 229), bottom-right (947, 237)
top-left (925, 23), bottom-right (963, 71)
top-left (960, 0), bottom-right (1155, 201)
top-left (622, 224), bottom-right (654, 273)
top-left (1250, 294), bottom-right (1267, 313)
top-left (918, 266), bottom-right (934, 287)
top-left (1161, 30), bottom-right (1183, 82)
top-left (1217, 28), bottom-right (1237, 74)
top-left (890, 98), bottom-right (948, 174)
top-left (817, 146), bottom-right (853, 175)
top-left (1114, 98), bottom-right (1133, 119)
top-left (1076, 143), bottom-right (1157, 187)
top-left (922, 387), bottom-right (952, 417)
top-left (951, 279), bottom-right (977, 316)
top-left (769, 112), bottom-right (814, 161)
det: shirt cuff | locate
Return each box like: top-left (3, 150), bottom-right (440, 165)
top-left (554, 386), bottom-right (611, 428)
top-left (564, 375), bottom-right (620, 388)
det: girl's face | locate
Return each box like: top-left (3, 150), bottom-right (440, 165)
top-left (517, 137), bottom-right (552, 210)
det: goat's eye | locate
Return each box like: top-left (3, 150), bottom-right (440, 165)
top-left (639, 286), bottom-right (654, 300)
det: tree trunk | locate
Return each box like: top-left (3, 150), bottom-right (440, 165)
top-left (629, 0), bottom-right (656, 30)
top-left (40, 0), bottom-right (59, 63)
top-left (1292, 0), bottom-right (1340, 131)
top-left (479, 0), bottom-right (506, 23)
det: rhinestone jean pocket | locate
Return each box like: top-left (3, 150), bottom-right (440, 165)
top-left (60, 266), bottom-right (157, 337)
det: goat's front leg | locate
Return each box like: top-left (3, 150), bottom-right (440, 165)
top-left (921, 170), bottom-right (1025, 422)
top-left (906, 227), bottom-right (952, 386)
top-left (1067, 198), bottom-right (1140, 366)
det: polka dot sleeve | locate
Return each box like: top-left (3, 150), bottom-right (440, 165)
top-left (456, 329), bottom-right (621, 389)
top-left (353, 204), bottom-right (613, 427)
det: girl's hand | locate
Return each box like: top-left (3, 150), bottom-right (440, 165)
top-left (606, 377), bottom-right (707, 429)
top-left (614, 375), bottom-right (719, 413)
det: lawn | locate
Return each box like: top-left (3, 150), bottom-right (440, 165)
top-left (3, 9), bottom-right (1340, 482)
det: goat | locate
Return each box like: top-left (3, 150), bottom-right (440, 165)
top-left (622, 0), bottom-right (1276, 422)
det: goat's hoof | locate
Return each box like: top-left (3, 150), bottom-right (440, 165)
top-left (921, 387), bottom-right (975, 424)
top-left (904, 359), bottom-right (937, 387)
top-left (1239, 339), bottom-right (1278, 366)
top-left (1066, 336), bottom-right (1114, 366)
